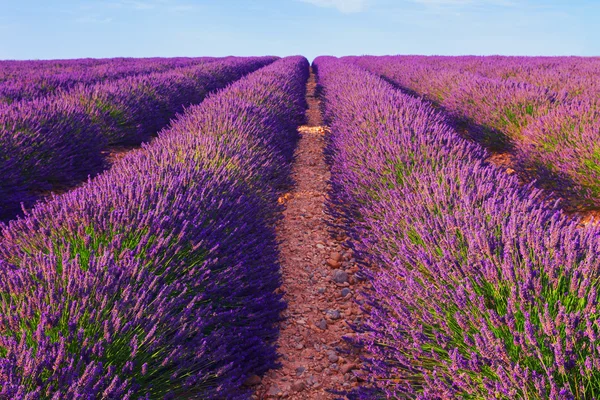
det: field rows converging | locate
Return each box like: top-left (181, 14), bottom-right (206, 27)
top-left (0, 57), bottom-right (221, 105)
top-left (0, 56), bottom-right (308, 398)
top-left (254, 68), bottom-right (366, 399)
top-left (0, 56), bottom-right (275, 221)
top-left (347, 56), bottom-right (600, 219)
top-left (316, 56), bottom-right (600, 399)
top-left (2, 54), bottom-right (600, 399)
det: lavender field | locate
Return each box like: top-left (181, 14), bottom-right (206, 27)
top-left (1, 54), bottom-right (600, 399)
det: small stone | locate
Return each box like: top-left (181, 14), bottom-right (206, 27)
top-left (332, 269), bottom-right (348, 284)
top-left (292, 380), bottom-right (306, 392)
top-left (331, 252), bottom-right (343, 262)
top-left (243, 374), bottom-right (261, 386)
top-left (316, 243), bottom-right (325, 249)
top-left (316, 319), bottom-right (327, 330)
top-left (326, 309), bottom-right (341, 320)
top-left (295, 343), bottom-right (304, 350)
top-left (297, 319), bottom-right (306, 325)
top-left (296, 366), bottom-right (306, 376)
top-left (506, 167), bottom-right (516, 175)
top-left (317, 287), bottom-right (326, 294)
top-left (340, 363), bottom-right (357, 374)
top-left (306, 375), bottom-right (318, 386)
top-left (326, 259), bottom-right (341, 268)
top-left (341, 288), bottom-right (351, 297)
top-left (328, 353), bottom-right (339, 363)
top-left (268, 385), bottom-right (282, 396)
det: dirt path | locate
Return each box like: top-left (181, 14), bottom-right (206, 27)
top-left (252, 69), bottom-right (365, 399)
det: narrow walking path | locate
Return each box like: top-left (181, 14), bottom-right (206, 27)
top-left (253, 69), bottom-right (365, 398)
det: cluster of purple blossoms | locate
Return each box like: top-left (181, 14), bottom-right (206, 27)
top-left (315, 56), bottom-right (600, 399)
top-left (0, 56), bottom-right (309, 398)
top-left (347, 55), bottom-right (600, 206)
top-left (0, 56), bottom-right (276, 221)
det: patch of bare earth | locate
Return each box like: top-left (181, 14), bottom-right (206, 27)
top-left (251, 69), bottom-right (366, 398)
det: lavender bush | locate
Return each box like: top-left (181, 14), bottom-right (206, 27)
top-left (348, 56), bottom-right (560, 148)
top-left (0, 56), bottom-right (276, 221)
top-left (349, 55), bottom-right (600, 207)
top-left (0, 56), bottom-right (308, 398)
top-left (0, 57), bottom-right (219, 104)
top-left (315, 56), bottom-right (600, 399)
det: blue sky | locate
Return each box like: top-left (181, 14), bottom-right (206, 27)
top-left (0, 0), bottom-right (597, 60)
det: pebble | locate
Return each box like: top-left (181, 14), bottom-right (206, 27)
top-left (292, 380), bottom-right (306, 392)
top-left (268, 385), bottom-right (282, 396)
top-left (328, 353), bottom-right (339, 363)
top-left (326, 258), bottom-right (341, 268)
top-left (295, 343), bottom-right (304, 350)
top-left (332, 269), bottom-right (348, 283)
top-left (326, 309), bottom-right (341, 320)
top-left (306, 375), bottom-right (319, 386)
top-left (330, 252), bottom-right (343, 262)
top-left (316, 244), bottom-right (325, 249)
top-left (243, 374), bottom-right (261, 386)
top-left (317, 287), bottom-right (326, 294)
top-left (295, 366), bottom-right (306, 376)
top-left (316, 319), bottom-right (328, 330)
top-left (341, 288), bottom-right (351, 297)
top-left (340, 363), bottom-right (357, 374)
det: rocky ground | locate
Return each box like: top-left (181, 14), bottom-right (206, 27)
top-left (251, 69), bottom-right (367, 399)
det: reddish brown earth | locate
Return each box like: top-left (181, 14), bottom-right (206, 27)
top-left (252, 70), bottom-right (366, 399)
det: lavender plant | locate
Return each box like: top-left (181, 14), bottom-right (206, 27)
top-left (0, 56), bottom-right (308, 398)
top-left (349, 55), bottom-right (600, 207)
top-left (315, 56), bottom-right (600, 399)
top-left (518, 98), bottom-right (600, 205)
top-left (0, 56), bottom-right (277, 221)
top-left (0, 56), bottom-right (219, 105)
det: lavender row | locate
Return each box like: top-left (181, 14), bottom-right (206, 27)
top-left (347, 56), bottom-right (562, 147)
top-left (315, 56), bottom-right (600, 399)
top-left (0, 57), bottom-right (219, 104)
top-left (0, 56), bottom-right (309, 399)
top-left (346, 55), bottom-right (600, 99)
top-left (0, 56), bottom-right (276, 222)
top-left (349, 56), bottom-right (600, 206)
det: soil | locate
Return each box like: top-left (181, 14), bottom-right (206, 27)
top-left (252, 69), bottom-right (366, 399)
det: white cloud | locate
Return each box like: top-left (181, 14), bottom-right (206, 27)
top-left (299, 0), bottom-right (369, 13)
